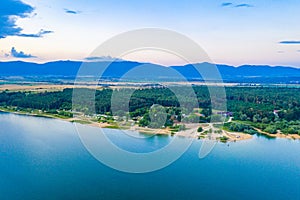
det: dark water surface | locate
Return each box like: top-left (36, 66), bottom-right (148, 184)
top-left (0, 112), bottom-right (299, 200)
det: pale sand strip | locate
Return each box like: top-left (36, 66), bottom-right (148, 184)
top-left (253, 127), bottom-right (300, 140)
top-left (1, 107), bottom-right (298, 141)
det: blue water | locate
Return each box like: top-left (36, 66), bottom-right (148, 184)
top-left (0, 112), bottom-right (300, 199)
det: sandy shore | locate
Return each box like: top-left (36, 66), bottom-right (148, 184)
top-left (1, 108), bottom-right (299, 141)
top-left (223, 131), bottom-right (253, 141)
top-left (86, 121), bottom-right (172, 135)
top-left (253, 127), bottom-right (300, 140)
top-left (31, 114), bottom-right (297, 141)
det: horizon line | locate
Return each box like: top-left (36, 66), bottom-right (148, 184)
top-left (0, 59), bottom-right (300, 69)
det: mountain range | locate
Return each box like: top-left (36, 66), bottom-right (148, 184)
top-left (0, 60), bottom-right (299, 83)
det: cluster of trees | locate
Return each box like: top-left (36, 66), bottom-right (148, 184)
top-left (0, 86), bottom-right (299, 134)
top-left (224, 122), bottom-right (258, 135)
top-left (226, 87), bottom-right (300, 122)
top-left (138, 105), bottom-right (175, 128)
top-left (0, 89), bottom-right (72, 111)
top-left (225, 87), bottom-right (300, 134)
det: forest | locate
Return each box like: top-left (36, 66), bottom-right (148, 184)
top-left (0, 86), bottom-right (299, 135)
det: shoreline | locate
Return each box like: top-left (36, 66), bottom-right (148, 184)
top-left (252, 127), bottom-right (300, 140)
top-left (1, 108), bottom-right (299, 141)
top-left (0, 108), bottom-right (300, 142)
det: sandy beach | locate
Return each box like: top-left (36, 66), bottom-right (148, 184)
top-left (253, 127), bottom-right (300, 140)
top-left (1, 107), bottom-right (299, 142)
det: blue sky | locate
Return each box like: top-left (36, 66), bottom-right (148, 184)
top-left (0, 0), bottom-right (300, 67)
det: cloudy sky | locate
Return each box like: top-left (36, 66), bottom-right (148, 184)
top-left (0, 0), bottom-right (300, 67)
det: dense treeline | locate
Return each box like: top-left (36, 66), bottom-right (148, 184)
top-left (226, 87), bottom-right (300, 121)
top-left (0, 89), bottom-right (72, 111)
top-left (0, 86), bottom-right (300, 134)
top-left (225, 87), bottom-right (300, 134)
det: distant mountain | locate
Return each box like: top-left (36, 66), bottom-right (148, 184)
top-left (173, 63), bottom-right (300, 83)
top-left (0, 61), bottom-right (140, 77)
top-left (0, 60), bottom-right (299, 83)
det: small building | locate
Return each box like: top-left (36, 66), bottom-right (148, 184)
top-left (216, 111), bottom-right (233, 117)
top-left (273, 110), bottom-right (280, 117)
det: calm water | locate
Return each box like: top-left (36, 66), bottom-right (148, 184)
top-left (0, 112), bottom-right (300, 200)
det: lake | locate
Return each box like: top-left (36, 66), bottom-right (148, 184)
top-left (0, 112), bottom-right (300, 199)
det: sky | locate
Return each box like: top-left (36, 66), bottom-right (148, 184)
top-left (0, 0), bottom-right (300, 67)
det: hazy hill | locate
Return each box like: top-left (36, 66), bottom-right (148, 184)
top-left (0, 60), bottom-right (299, 83)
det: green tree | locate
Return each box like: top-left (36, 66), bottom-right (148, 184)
top-left (197, 127), bottom-right (203, 132)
